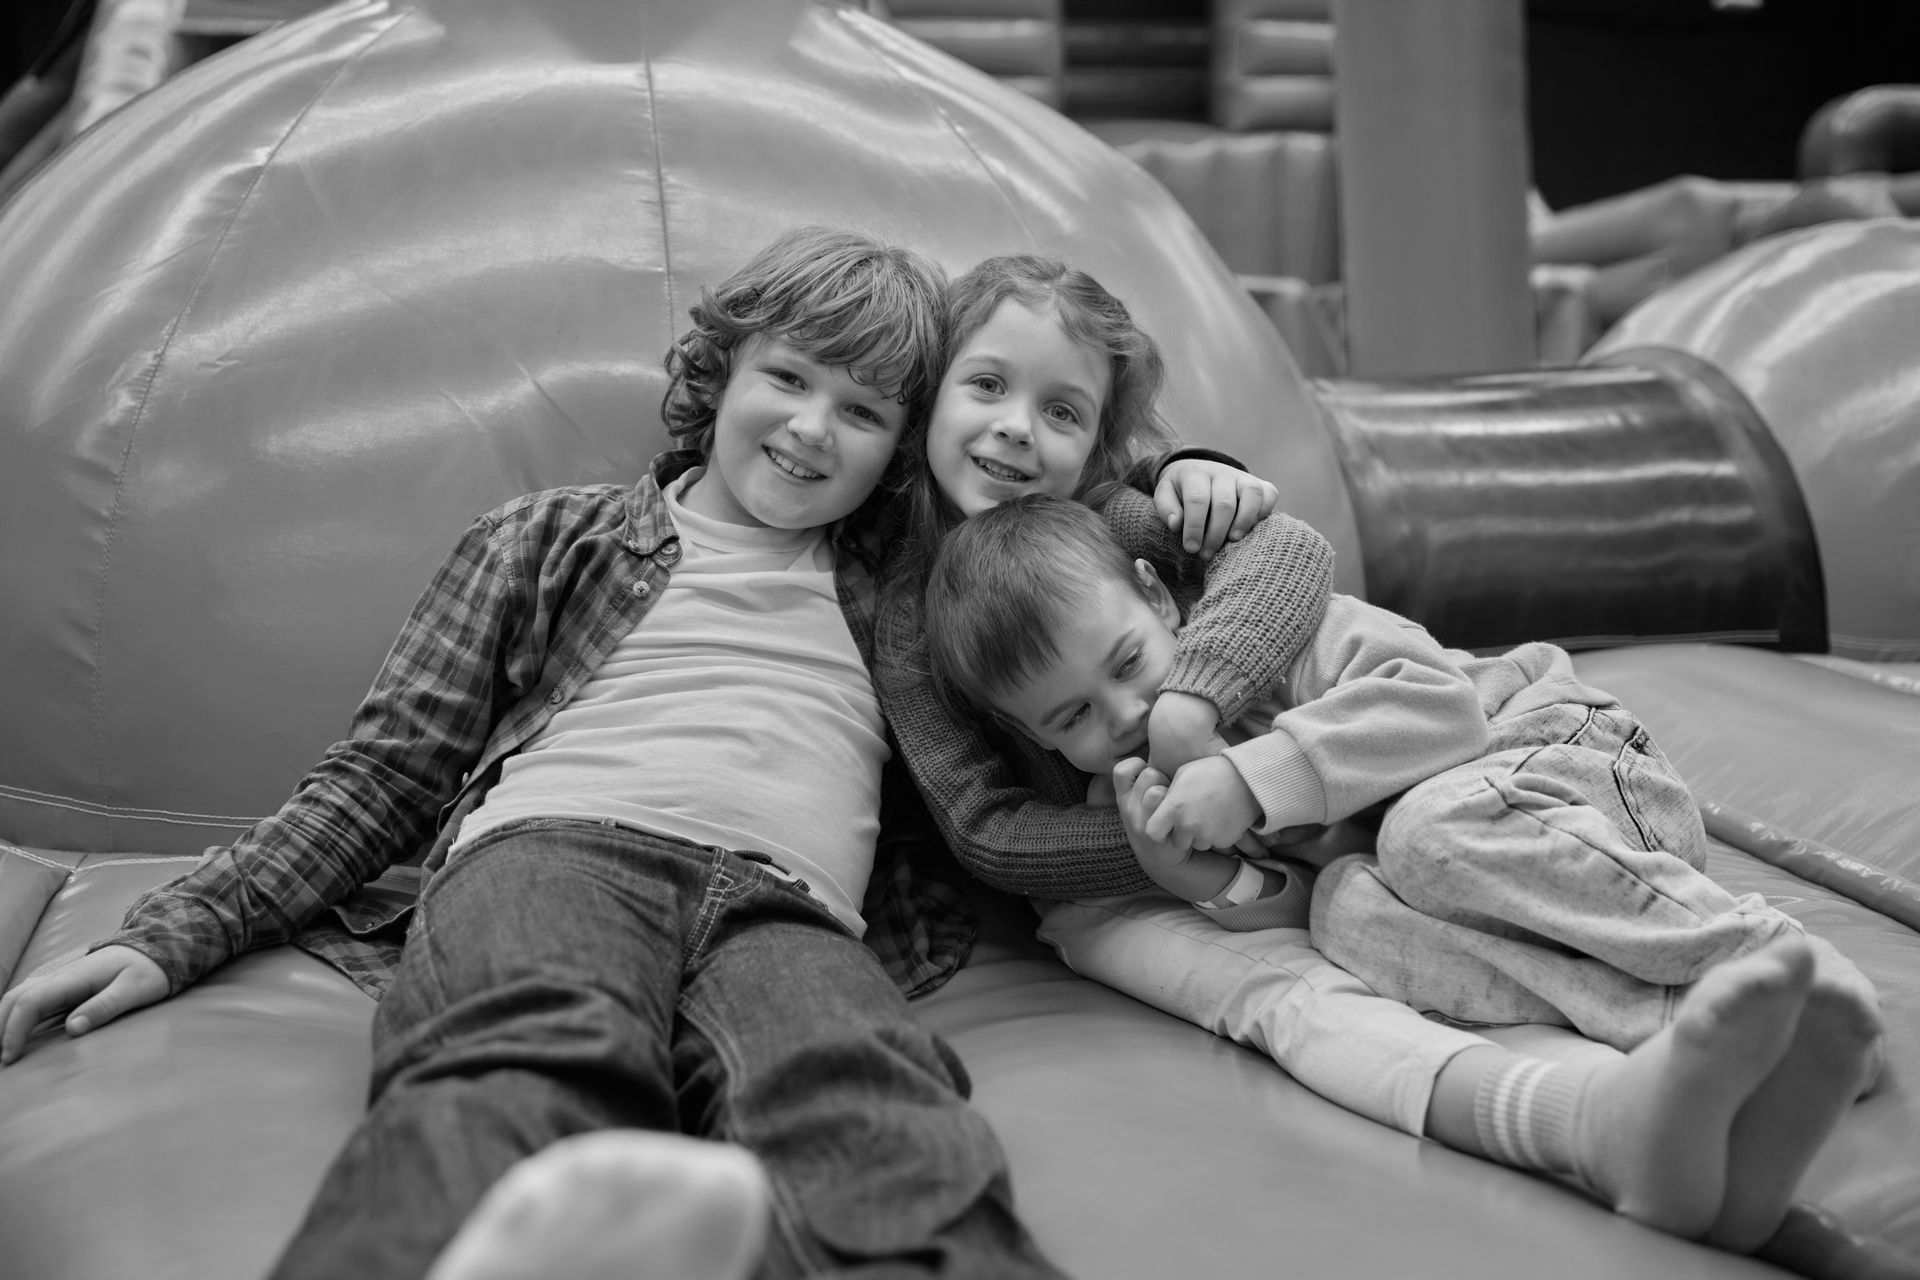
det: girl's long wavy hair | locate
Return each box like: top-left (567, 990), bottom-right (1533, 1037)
top-left (878, 255), bottom-right (1173, 682)
top-left (660, 226), bottom-right (948, 529)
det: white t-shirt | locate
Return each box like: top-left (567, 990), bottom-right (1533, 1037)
top-left (453, 470), bottom-right (888, 934)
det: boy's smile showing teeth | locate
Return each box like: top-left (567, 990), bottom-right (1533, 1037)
top-left (765, 446), bottom-right (825, 481)
top-left (679, 334), bottom-right (904, 530)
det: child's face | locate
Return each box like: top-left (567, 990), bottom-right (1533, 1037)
top-left (683, 335), bottom-right (906, 530)
top-left (993, 560), bottom-right (1181, 774)
top-left (927, 299), bottom-right (1110, 518)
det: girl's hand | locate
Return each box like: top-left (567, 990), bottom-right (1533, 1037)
top-left (1153, 459), bottom-right (1279, 559)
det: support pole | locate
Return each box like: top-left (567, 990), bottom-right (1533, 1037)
top-left (1332, 0), bottom-right (1534, 376)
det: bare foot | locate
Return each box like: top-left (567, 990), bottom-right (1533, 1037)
top-left (1709, 946), bottom-right (1884, 1251)
top-left (1572, 938), bottom-right (1815, 1238)
top-left (424, 1131), bottom-right (770, 1280)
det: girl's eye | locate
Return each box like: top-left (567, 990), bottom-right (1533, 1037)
top-left (968, 374), bottom-right (1003, 395)
top-left (846, 403), bottom-right (882, 425)
top-left (768, 368), bottom-right (803, 388)
top-left (1115, 651), bottom-right (1141, 679)
top-left (1061, 706), bottom-right (1088, 732)
top-left (1045, 402), bottom-right (1081, 426)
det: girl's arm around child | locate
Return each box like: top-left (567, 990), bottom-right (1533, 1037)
top-left (878, 492), bottom-right (1335, 901)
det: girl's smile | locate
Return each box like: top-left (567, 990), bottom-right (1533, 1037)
top-left (926, 299), bottom-right (1111, 518)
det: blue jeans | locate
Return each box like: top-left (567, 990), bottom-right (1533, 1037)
top-left (1311, 702), bottom-right (1820, 1050)
top-left (269, 819), bottom-right (1059, 1280)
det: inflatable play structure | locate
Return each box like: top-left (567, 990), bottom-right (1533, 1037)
top-left (1, 1), bottom-right (1917, 1276)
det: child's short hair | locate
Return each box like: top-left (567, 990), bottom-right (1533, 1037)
top-left (662, 227), bottom-right (947, 464)
top-left (944, 254), bottom-right (1173, 497)
top-left (924, 494), bottom-right (1146, 717)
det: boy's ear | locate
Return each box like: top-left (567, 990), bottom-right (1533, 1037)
top-left (1132, 558), bottom-right (1181, 628)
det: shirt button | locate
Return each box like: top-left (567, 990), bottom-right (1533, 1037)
top-left (547, 689), bottom-right (565, 705)
top-left (657, 541), bottom-right (682, 565)
top-left (631, 580), bottom-right (651, 599)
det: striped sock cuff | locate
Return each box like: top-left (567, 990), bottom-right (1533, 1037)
top-left (1472, 1059), bottom-right (1585, 1174)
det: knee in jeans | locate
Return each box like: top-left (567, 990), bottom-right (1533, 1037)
top-left (1375, 781), bottom-right (1483, 887)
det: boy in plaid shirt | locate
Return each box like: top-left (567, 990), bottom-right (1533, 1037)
top-left (0, 228), bottom-right (1065, 1280)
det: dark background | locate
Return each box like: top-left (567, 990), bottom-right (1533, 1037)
top-left (6, 0), bottom-right (1920, 207)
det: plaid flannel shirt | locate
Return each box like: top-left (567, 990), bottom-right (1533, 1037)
top-left (100, 450), bottom-right (977, 1002)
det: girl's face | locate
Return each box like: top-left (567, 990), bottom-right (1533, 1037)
top-left (926, 299), bottom-right (1111, 519)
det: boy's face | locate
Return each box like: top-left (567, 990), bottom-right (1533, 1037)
top-left (680, 335), bottom-right (906, 530)
top-left (993, 560), bottom-right (1181, 775)
top-left (927, 299), bottom-right (1110, 518)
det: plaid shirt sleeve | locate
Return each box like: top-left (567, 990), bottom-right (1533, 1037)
top-left (99, 512), bottom-right (529, 994)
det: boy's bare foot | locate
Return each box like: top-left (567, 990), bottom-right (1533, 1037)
top-left (1572, 938), bottom-right (1815, 1238)
top-left (425, 1130), bottom-right (770, 1280)
top-left (1709, 946), bottom-right (1885, 1252)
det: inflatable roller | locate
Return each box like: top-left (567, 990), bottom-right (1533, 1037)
top-left (1315, 348), bottom-right (1825, 654)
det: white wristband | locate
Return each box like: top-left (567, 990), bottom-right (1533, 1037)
top-left (1194, 858), bottom-right (1269, 910)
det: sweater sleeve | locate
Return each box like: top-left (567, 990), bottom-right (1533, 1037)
top-left (874, 592), bottom-right (1157, 901)
top-left (1222, 595), bottom-right (1491, 831)
top-left (1098, 483), bottom-right (1336, 724)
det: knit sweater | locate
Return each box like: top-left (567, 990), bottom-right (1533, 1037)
top-left (876, 485), bottom-right (1337, 900)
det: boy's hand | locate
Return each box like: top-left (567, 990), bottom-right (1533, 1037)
top-left (1146, 690), bottom-right (1223, 778)
top-left (1114, 758), bottom-right (1239, 900)
top-left (1154, 459), bottom-right (1279, 559)
top-left (1144, 756), bottom-right (1261, 853)
top-left (0, 945), bottom-right (168, 1065)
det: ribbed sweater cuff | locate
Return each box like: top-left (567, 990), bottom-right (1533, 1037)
top-left (1160, 651), bottom-right (1257, 722)
top-left (1222, 730), bottom-right (1327, 832)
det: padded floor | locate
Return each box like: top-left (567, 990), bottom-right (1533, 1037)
top-left (2, 650), bottom-right (1917, 1279)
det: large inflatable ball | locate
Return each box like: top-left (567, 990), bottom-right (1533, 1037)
top-left (0, 0), bottom-right (1358, 855)
top-left (1591, 218), bottom-right (1920, 662)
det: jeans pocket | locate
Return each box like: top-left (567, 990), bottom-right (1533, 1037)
top-left (1608, 716), bottom-right (1707, 868)
top-left (1486, 700), bottom-right (1600, 755)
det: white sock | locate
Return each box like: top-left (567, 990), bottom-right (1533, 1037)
top-left (1472, 1057), bottom-right (1587, 1174)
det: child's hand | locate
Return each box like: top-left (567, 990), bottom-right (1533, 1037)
top-left (1085, 772), bottom-right (1118, 807)
top-left (1153, 459), bottom-right (1279, 559)
top-left (1113, 757), bottom-right (1233, 900)
top-left (1146, 690), bottom-right (1222, 778)
top-left (1144, 756), bottom-right (1261, 853)
top-left (0, 944), bottom-right (169, 1065)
